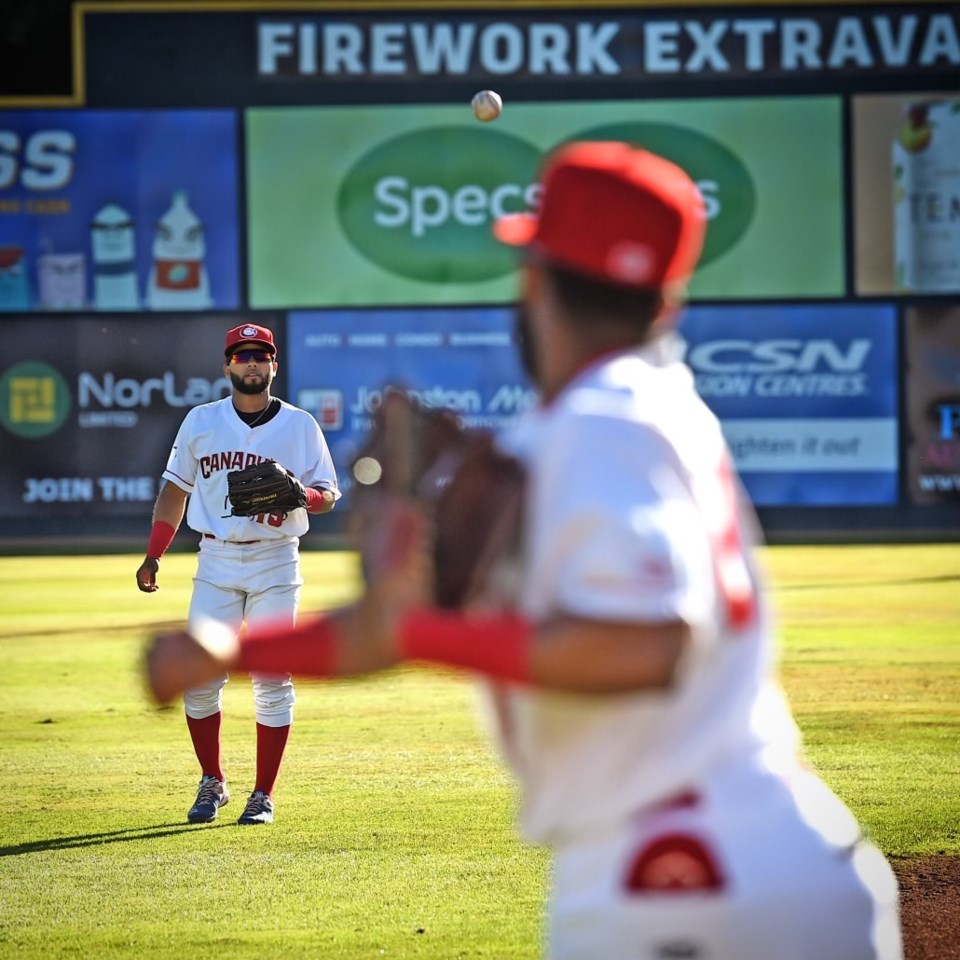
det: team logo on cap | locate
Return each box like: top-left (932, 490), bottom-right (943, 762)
top-left (607, 242), bottom-right (656, 284)
top-left (241, 326), bottom-right (260, 338)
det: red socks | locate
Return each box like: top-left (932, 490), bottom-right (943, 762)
top-left (186, 712), bottom-right (224, 781)
top-left (186, 713), bottom-right (291, 797)
top-left (254, 722), bottom-right (291, 797)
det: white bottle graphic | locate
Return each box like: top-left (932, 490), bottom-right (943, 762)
top-left (38, 251), bottom-right (86, 310)
top-left (91, 203), bottom-right (139, 310)
top-left (146, 190), bottom-right (212, 310)
top-left (893, 100), bottom-right (960, 293)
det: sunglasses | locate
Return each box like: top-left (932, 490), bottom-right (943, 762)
top-left (229, 349), bottom-right (275, 365)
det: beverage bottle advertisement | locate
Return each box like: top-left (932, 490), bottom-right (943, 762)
top-left (0, 111), bottom-right (240, 312)
top-left (893, 99), bottom-right (960, 294)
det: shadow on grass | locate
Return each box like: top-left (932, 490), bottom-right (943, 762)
top-left (1, 822), bottom-right (229, 856)
top-left (780, 574), bottom-right (959, 592)
top-left (0, 619), bottom-right (184, 641)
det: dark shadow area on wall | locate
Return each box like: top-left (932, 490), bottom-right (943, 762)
top-left (0, 0), bottom-right (73, 97)
top-left (0, 0), bottom-right (477, 98)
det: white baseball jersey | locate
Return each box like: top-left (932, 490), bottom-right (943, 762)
top-left (162, 396), bottom-right (340, 541)
top-left (492, 334), bottom-right (800, 843)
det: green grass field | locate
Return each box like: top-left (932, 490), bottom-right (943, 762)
top-left (0, 545), bottom-right (957, 959)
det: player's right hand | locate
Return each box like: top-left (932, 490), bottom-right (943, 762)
top-left (136, 557), bottom-right (160, 593)
top-left (145, 619), bottom-right (238, 705)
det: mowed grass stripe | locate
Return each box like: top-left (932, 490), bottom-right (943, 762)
top-left (766, 544), bottom-right (960, 857)
top-left (0, 544), bottom-right (957, 958)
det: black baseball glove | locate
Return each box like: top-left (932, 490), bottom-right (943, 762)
top-left (350, 389), bottom-right (526, 608)
top-left (225, 460), bottom-right (308, 517)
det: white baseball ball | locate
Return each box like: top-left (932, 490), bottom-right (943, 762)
top-left (471, 89), bottom-right (502, 122)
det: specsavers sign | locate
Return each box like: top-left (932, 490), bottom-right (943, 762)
top-left (247, 97), bottom-right (842, 307)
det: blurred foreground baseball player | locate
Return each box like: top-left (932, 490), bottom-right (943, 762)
top-left (136, 322), bottom-right (340, 825)
top-left (144, 145), bottom-right (901, 957)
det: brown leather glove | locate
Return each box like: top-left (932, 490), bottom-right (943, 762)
top-left (350, 389), bottom-right (526, 609)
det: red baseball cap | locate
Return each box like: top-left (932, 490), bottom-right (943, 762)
top-left (224, 323), bottom-right (277, 357)
top-left (494, 141), bottom-right (706, 290)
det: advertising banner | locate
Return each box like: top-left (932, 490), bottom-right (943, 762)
top-left (247, 97), bottom-right (842, 308)
top-left (286, 308), bottom-right (533, 498)
top-left (905, 305), bottom-right (960, 503)
top-left (285, 303), bottom-right (896, 508)
top-left (678, 304), bottom-right (899, 505)
top-left (77, 6), bottom-right (960, 108)
top-left (853, 93), bottom-right (960, 295)
top-left (0, 315), bottom-right (279, 518)
top-left (0, 111), bottom-right (241, 312)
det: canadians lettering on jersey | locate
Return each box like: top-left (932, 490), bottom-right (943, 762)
top-left (199, 450), bottom-right (267, 479)
top-left (160, 397), bottom-right (340, 538)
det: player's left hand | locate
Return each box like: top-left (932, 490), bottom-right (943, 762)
top-left (225, 460), bottom-right (308, 516)
top-left (349, 389), bottom-right (525, 610)
top-left (136, 557), bottom-right (160, 593)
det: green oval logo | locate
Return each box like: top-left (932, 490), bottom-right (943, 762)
top-left (338, 126), bottom-right (542, 283)
top-left (563, 123), bottom-right (756, 266)
top-left (0, 360), bottom-right (71, 438)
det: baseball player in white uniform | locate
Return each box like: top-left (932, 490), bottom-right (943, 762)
top-left (136, 322), bottom-right (340, 826)
top-left (144, 145), bottom-right (902, 957)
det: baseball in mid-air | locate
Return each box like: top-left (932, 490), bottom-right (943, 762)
top-left (471, 89), bottom-right (503, 122)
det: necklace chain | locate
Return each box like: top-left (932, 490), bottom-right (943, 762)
top-left (242, 399), bottom-right (272, 428)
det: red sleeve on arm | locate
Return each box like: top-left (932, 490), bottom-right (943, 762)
top-left (237, 615), bottom-right (339, 677)
top-left (398, 609), bottom-right (532, 685)
top-left (146, 520), bottom-right (176, 559)
top-left (304, 486), bottom-right (327, 512)
top-left (235, 608), bottom-right (531, 684)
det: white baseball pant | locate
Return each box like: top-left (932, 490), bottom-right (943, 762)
top-left (547, 766), bottom-right (901, 960)
top-left (184, 537), bottom-right (301, 727)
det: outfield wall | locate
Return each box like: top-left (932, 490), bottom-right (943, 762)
top-left (0, 1), bottom-right (958, 545)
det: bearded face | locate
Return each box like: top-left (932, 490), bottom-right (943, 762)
top-left (229, 364), bottom-right (274, 395)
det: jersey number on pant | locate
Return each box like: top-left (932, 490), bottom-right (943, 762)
top-left (254, 512), bottom-right (287, 527)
